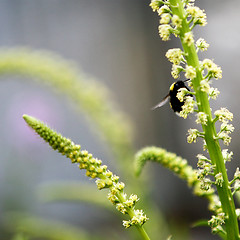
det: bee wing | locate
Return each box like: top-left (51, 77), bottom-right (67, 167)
top-left (151, 94), bottom-right (170, 110)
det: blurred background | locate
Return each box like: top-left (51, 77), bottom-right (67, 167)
top-left (0, 0), bottom-right (240, 239)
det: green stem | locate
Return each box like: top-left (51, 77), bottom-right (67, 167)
top-left (169, 0), bottom-right (240, 239)
top-left (135, 225), bottom-right (151, 240)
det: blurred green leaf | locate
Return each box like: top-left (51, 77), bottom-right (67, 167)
top-left (0, 48), bottom-right (134, 171)
top-left (38, 182), bottom-right (114, 212)
top-left (5, 212), bottom-right (100, 240)
top-left (192, 219), bottom-right (209, 228)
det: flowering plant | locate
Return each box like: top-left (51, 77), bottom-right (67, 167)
top-left (138, 0), bottom-right (239, 239)
top-left (4, 1), bottom-right (240, 240)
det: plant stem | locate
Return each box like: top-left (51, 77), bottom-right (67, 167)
top-left (135, 226), bottom-right (151, 240)
top-left (170, 0), bottom-right (240, 239)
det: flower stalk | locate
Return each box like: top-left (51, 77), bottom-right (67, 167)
top-left (151, 0), bottom-right (240, 238)
top-left (172, 1), bottom-right (239, 237)
top-left (23, 115), bottom-right (150, 240)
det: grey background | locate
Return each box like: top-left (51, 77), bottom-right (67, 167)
top-left (0, 0), bottom-right (239, 239)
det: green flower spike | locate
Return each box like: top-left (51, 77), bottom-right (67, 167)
top-left (23, 115), bottom-right (150, 240)
top-left (134, 147), bottom-right (217, 198)
top-left (149, 0), bottom-right (240, 238)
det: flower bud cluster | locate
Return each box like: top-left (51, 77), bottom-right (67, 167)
top-left (160, 13), bottom-right (171, 24)
top-left (215, 108), bottom-right (233, 123)
top-left (201, 59), bottom-right (222, 80)
top-left (165, 48), bottom-right (185, 79)
top-left (208, 195), bottom-right (222, 214)
top-left (208, 213), bottom-right (226, 234)
top-left (196, 154), bottom-right (215, 190)
top-left (149, 0), bottom-right (165, 12)
top-left (183, 32), bottom-right (194, 47)
top-left (200, 80), bottom-right (210, 93)
top-left (195, 150), bottom-right (234, 229)
top-left (150, 0), bottom-right (209, 82)
top-left (151, 0), bottom-right (222, 124)
top-left (197, 59), bottom-right (222, 100)
top-left (172, 14), bottom-right (182, 28)
top-left (150, 0), bottom-right (221, 125)
top-left (209, 87), bottom-right (220, 100)
top-left (197, 154), bottom-right (214, 177)
top-left (187, 128), bottom-right (203, 143)
top-left (150, 0), bottom-right (206, 41)
top-left (196, 112), bottom-right (208, 125)
top-left (171, 63), bottom-right (184, 79)
top-left (214, 108), bottom-right (234, 146)
top-left (186, 5), bottom-right (207, 27)
top-left (185, 65), bottom-right (196, 80)
top-left (215, 173), bottom-right (224, 187)
top-left (230, 168), bottom-right (240, 195)
top-left (23, 115), bottom-right (148, 229)
top-left (222, 149), bottom-right (233, 163)
top-left (196, 38), bottom-right (209, 52)
top-left (195, 154), bottom-right (226, 229)
top-left (236, 209), bottom-right (240, 219)
top-left (176, 87), bottom-right (188, 102)
top-left (179, 96), bottom-right (195, 119)
top-left (196, 152), bottom-right (228, 190)
top-left (165, 48), bottom-right (183, 65)
top-left (122, 209), bottom-right (148, 229)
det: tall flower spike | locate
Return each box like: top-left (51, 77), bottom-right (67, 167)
top-left (151, 0), bottom-right (240, 238)
top-left (23, 115), bottom-right (149, 238)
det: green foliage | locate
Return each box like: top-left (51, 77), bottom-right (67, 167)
top-left (5, 213), bottom-right (98, 240)
top-left (38, 182), bottom-right (113, 211)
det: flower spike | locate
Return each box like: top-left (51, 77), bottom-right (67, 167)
top-left (23, 115), bottom-right (149, 238)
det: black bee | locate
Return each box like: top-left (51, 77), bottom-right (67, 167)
top-left (152, 80), bottom-right (192, 113)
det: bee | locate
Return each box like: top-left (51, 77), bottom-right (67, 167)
top-left (152, 80), bottom-right (192, 113)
